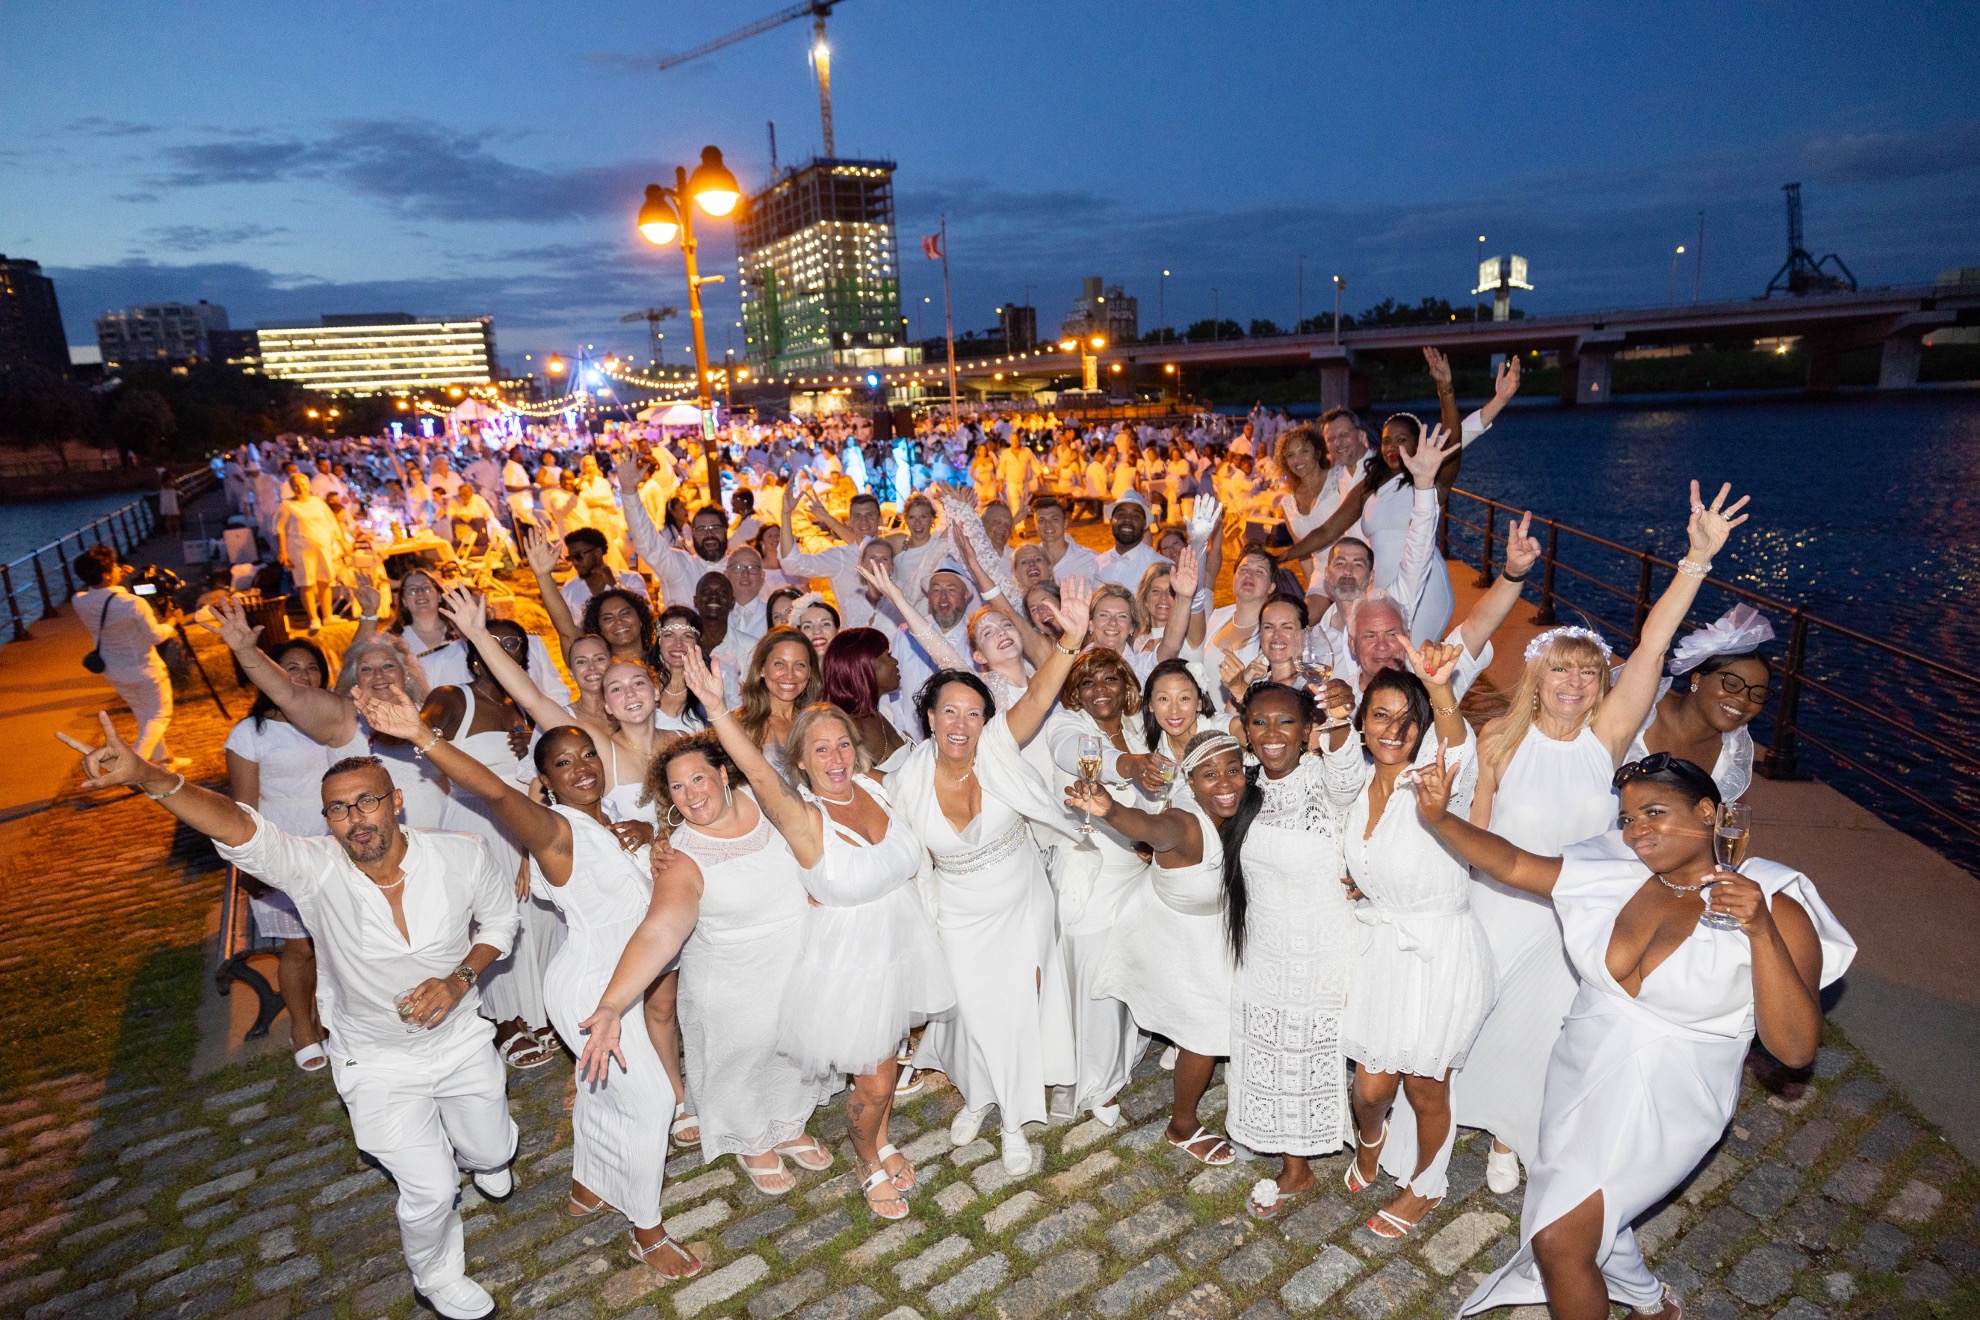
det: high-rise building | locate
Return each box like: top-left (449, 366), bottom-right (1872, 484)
top-left (1061, 276), bottom-right (1138, 346)
top-left (1000, 304), bottom-right (1038, 353)
top-left (95, 300), bottom-right (230, 368)
top-left (0, 255), bottom-right (71, 374)
top-left (255, 314), bottom-right (497, 394)
top-left (208, 328), bottom-right (262, 371)
top-left (736, 159), bottom-right (914, 377)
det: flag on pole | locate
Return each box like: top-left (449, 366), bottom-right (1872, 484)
top-left (921, 232), bottom-right (943, 261)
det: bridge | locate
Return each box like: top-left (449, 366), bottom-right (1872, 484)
top-left (882, 281), bottom-right (1980, 407)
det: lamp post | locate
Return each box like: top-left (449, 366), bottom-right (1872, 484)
top-left (1059, 333), bottom-right (1107, 392)
top-left (1159, 269), bottom-right (1169, 337)
top-left (637, 144), bottom-right (742, 502)
top-left (1332, 274), bottom-right (1346, 344)
top-left (1668, 244), bottom-right (1686, 305)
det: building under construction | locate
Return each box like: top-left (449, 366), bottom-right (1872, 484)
top-left (736, 158), bottom-right (914, 377)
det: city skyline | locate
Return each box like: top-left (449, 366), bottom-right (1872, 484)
top-left (4, 0), bottom-right (1977, 367)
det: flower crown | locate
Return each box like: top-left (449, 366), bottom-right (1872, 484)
top-left (1523, 625), bottom-right (1614, 664)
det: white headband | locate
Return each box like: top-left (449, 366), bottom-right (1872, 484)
top-left (1669, 604), bottom-right (1775, 675)
top-left (1523, 625), bottom-right (1614, 664)
top-left (1179, 733), bottom-right (1243, 776)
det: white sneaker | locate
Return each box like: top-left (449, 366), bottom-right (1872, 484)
top-left (421, 1276), bottom-right (495, 1320)
top-left (1159, 1045), bottom-right (1179, 1071)
top-left (471, 1166), bottom-right (513, 1200)
top-left (1000, 1128), bottom-right (1033, 1175)
top-left (1090, 1102), bottom-right (1121, 1128)
top-left (1486, 1144), bottom-right (1521, 1194)
top-left (949, 1103), bottom-right (987, 1147)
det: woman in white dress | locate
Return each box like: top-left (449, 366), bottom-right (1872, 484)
top-left (819, 627), bottom-right (907, 768)
top-left (1457, 483), bottom-right (1750, 1192)
top-left (1219, 681), bottom-right (1361, 1219)
top-left (895, 582), bottom-right (1095, 1175)
top-left (1629, 603), bottom-right (1774, 802)
top-left (1124, 556), bottom-right (1203, 684)
top-left (223, 637), bottom-right (350, 1072)
top-left (352, 693), bottom-right (701, 1282)
top-left (1132, 657), bottom-right (1222, 800)
top-left (734, 626), bottom-right (822, 774)
top-left (682, 658), bottom-right (954, 1219)
top-left (1338, 646), bottom-right (1496, 1239)
top-left (1044, 648), bottom-right (1152, 1125)
top-left (1075, 732), bottom-right (1249, 1168)
top-left (1414, 752), bottom-right (1850, 1320)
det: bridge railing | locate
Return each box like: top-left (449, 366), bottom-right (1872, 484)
top-left (1442, 487), bottom-right (1980, 871)
top-left (1, 468), bottom-right (216, 646)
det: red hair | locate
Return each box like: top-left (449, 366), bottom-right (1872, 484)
top-left (822, 626), bottom-right (892, 718)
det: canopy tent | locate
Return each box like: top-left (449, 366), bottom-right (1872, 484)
top-left (637, 401), bottom-right (704, 426)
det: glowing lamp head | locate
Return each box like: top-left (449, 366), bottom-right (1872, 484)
top-left (1058, 338), bottom-right (1078, 352)
top-left (689, 146), bottom-right (741, 217)
top-left (546, 357), bottom-right (566, 375)
top-left (1089, 335), bottom-right (1107, 350)
top-left (638, 185), bottom-right (679, 246)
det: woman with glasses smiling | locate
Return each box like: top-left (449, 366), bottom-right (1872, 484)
top-left (1627, 604), bottom-right (1775, 802)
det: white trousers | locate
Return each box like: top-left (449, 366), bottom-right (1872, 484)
top-left (109, 672), bottom-right (173, 760)
top-left (330, 1019), bottom-right (516, 1293)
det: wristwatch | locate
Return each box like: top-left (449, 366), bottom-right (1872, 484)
top-left (450, 964), bottom-right (478, 987)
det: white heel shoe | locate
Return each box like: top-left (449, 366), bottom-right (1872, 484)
top-left (1159, 1045), bottom-right (1179, 1070)
top-left (949, 1103), bottom-right (988, 1147)
top-left (1486, 1144), bottom-right (1522, 1194)
top-left (1000, 1128), bottom-right (1033, 1174)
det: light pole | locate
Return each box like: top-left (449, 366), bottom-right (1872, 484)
top-left (1668, 244), bottom-right (1686, 305)
top-left (1332, 274), bottom-right (1346, 344)
top-left (1059, 333), bottom-right (1107, 392)
top-left (1297, 253), bottom-right (1305, 333)
top-left (1159, 269), bottom-right (1169, 337)
top-left (637, 144), bottom-right (742, 500)
top-left (1476, 234), bottom-right (1486, 319)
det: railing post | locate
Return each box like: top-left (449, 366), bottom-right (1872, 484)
top-left (54, 541), bottom-right (75, 598)
top-left (1475, 503), bottom-right (1496, 587)
top-left (1530, 520), bottom-right (1561, 625)
top-left (1630, 553), bottom-right (1654, 645)
top-left (90, 519), bottom-right (105, 549)
top-left (1764, 609), bottom-right (1811, 780)
top-left (32, 554), bottom-right (57, 620)
top-left (1, 564), bottom-right (28, 641)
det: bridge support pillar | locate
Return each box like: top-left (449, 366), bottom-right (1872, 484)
top-left (1877, 334), bottom-right (1923, 390)
top-left (1805, 340), bottom-right (1844, 395)
top-left (1561, 348), bottom-right (1614, 406)
top-left (1313, 348), bottom-right (1367, 412)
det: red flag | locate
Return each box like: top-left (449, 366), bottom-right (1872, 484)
top-left (921, 232), bottom-right (943, 261)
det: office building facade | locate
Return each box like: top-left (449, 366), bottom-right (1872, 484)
top-left (1061, 276), bottom-right (1138, 345)
top-left (0, 255), bottom-right (71, 374)
top-left (255, 314), bottom-right (497, 394)
top-left (95, 300), bottom-right (229, 369)
top-left (737, 159), bottom-right (912, 376)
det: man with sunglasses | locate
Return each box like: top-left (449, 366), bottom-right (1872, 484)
top-left (59, 716), bottom-right (520, 1320)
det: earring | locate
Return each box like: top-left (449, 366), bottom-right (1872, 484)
top-left (665, 804), bottom-right (685, 829)
top-left (1689, 679), bottom-right (1699, 692)
top-left (545, 786), bottom-right (558, 806)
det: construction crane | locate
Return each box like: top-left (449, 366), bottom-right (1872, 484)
top-left (651, 1), bottom-right (846, 157)
top-left (1766, 183), bottom-right (1857, 298)
top-left (621, 307), bottom-right (678, 365)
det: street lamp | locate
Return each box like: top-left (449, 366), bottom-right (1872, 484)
top-left (1056, 333), bottom-right (1107, 391)
top-left (1668, 244), bottom-right (1687, 305)
top-left (637, 144), bottom-right (742, 499)
top-left (1160, 269), bottom-right (1170, 337)
top-left (1332, 274), bottom-right (1346, 344)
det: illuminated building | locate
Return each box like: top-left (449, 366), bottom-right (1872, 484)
top-left (1061, 277), bottom-right (1138, 346)
top-left (736, 159), bottom-right (914, 377)
top-left (255, 314), bottom-right (498, 394)
top-left (95, 300), bottom-right (229, 368)
top-left (0, 255), bottom-right (68, 374)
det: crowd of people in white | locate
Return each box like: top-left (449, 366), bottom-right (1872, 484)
top-left (66, 363), bottom-right (1853, 1320)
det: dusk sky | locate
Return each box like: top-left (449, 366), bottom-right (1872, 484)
top-left (5, 1), bottom-right (1977, 368)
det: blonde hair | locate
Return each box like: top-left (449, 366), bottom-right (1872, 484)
top-left (782, 703), bottom-right (872, 791)
top-left (1089, 582), bottom-right (1144, 637)
top-left (1480, 630), bottom-right (1615, 773)
top-left (1134, 561), bottom-right (1175, 620)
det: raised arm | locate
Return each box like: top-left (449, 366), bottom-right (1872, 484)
top-left (1403, 636), bottom-right (1469, 748)
top-left (803, 488), bottom-right (860, 546)
top-left (1456, 509), bottom-right (1541, 659)
top-left (1281, 477), bottom-right (1375, 564)
top-left (1159, 546), bottom-right (1204, 662)
top-left (1064, 779), bottom-right (1203, 863)
top-left (953, 531), bottom-right (1052, 667)
top-left (1468, 357), bottom-right (1522, 439)
top-left (574, 849), bottom-right (704, 1082)
top-left (1414, 740), bottom-right (1563, 896)
top-left (61, 712), bottom-right (257, 845)
top-left (679, 646), bottom-right (824, 866)
top-left (436, 587), bottom-right (572, 733)
top-left (1593, 481), bottom-right (1749, 756)
top-left (198, 597), bottom-right (358, 746)
top-left (1006, 577), bottom-right (1091, 746)
top-left (617, 450), bottom-right (676, 574)
top-left (355, 686), bottom-right (572, 873)
top-left (858, 561), bottom-right (970, 671)
top-left (517, 523), bottom-right (584, 656)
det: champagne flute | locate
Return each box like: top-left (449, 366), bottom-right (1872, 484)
top-left (1304, 629), bottom-right (1349, 729)
top-left (1701, 802), bottom-right (1750, 932)
top-left (1076, 733), bottom-right (1104, 835)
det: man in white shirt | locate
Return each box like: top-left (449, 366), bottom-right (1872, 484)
top-left (623, 458), bottom-right (728, 608)
top-left (781, 486), bottom-right (888, 627)
top-left (64, 730), bottom-right (520, 1320)
top-left (73, 546), bottom-right (183, 766)
top-left (1095, 491), bottom-right (1167, 590)
top-left (462, 448), bottom-right (504, 515)
top-left (695, 571), bottom-right (752, 709)
top-left (501, 450), bottom-right (535, 528)
top-left (997, 435), bottom-right (1039, 515)
top-left (888, 561), bottom-right (973, 737)
top-left (557, 527), bottom-right (647, 619)
top-left (1029, 494), bottom-right (1100, 583)
top-left (276, 472), bottom-right (343, 634)
top-left (308, 457), bottom-right (351, 503)
top-left (725, 545), bottom-right (769, 641)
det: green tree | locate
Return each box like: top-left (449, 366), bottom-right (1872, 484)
top-left (107, 388), bottom-right (178, 457)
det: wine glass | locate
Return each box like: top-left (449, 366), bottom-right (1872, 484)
top-left (1701, 802), bottom-right (1750, 932)
top-left (1303, 629), bottom-right (1349, 729)
top-left (1076, 733), bottom-right (1104, 835)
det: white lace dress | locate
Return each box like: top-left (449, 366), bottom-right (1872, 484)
top-left (534, 807), bottom-right (672, 1229)
top-left (1339, 727), bottom-right (1496, 1197)
top-left (673, 801), bottom-right (827, 1159)
top-left (779, 776), bottom-right (956, 1080)
top-left (1226, 749), bottom-right (1356, 1156)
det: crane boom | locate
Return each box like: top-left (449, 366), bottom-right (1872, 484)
top-left (652, 1), bottom-right (835, 72)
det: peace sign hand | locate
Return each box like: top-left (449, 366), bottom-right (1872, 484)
top-left (1413, 739), bottom-right (1455, 822)
top-left (56, 712), bottom-right (154, 791)
top-left (1685, 481), bottom-right (1750, 561)
top-left (1503, 511), bottom-right (1540, 578)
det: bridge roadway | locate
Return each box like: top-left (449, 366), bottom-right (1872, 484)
top-left (896, 281), bottom-right (1980, 407)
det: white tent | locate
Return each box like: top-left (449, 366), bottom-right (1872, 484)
top-left (637, 402), bottom-right (704, 426)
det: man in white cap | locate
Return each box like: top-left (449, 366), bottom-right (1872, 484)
top-left (1095, 491), bottom-right (1167, 590)
top-left (888, 557), bottom-right (974, 736)
top-left (59, 725), bottom-right (520, 1320)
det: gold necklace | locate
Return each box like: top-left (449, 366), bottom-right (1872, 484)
top-left (1653, 871), bottom-right (1708, 895)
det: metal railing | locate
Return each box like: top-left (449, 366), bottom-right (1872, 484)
top-left (1442, 487), bottom-right (1980, 872)
top-left (1, 467), bottom-right (217, 646)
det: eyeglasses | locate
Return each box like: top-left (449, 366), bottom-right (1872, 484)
top-left (1612, 752), bottom-right (1675, 789)
top-left (322, 791), bottom-right (392, 821)
top-left (495, 635), bottom-right (525, 653)
top-left (1711, 671), bottom-right (1774, 703)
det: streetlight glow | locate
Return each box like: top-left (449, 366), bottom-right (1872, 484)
top-left (638, 185), bottom-right (680, 246)
top-left (1058, 338), bottom-right (1078, 352)
top-left (688, 146), bottom-right (741, 217)
top-left (1089, 334), bottom-right (1107, 350)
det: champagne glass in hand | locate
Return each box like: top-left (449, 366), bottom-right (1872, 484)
top-left (1075, 733), bottom-right (1104, 834)
top-left (1701, 802), bottom-right (1751, 932)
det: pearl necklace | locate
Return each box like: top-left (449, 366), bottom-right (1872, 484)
top-left (815, 787), bottom-right (857, 806)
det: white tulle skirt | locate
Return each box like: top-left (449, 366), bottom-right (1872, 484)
top-left (777, 884), bottom-right (957, 1080)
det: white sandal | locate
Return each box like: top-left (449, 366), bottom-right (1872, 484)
top-left (1167, 1126), bottom-right (1235, 1166)
top-left (671, 1103), bottom-right (701, 1149)
top-left (876, 1142), bottom-right (915, 1191)
top-left (1345, 1120), bottom-right (1387, 1193)
top-left (293, 1042), bottom-right (327, 1073)
top-left (628, 1231), bottom-right (702, 1279)
top-left (1248, 1177), bottom-right (1305, 1219)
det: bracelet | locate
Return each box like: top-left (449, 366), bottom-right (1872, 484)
top-left (981, 584), bottom-right (1003, 601)
top-left (1501, 567), bottom-right (1529, 583)
top-left (1431, 702), bottom-right (1460, 717)
top-left (1677, 558), bottom-right (1711, 578)
top-left (143, 773), bottom-right (187, 801)
top-left (359, 614), bottom-right (380, 622)
top-left (414, 730), bottom-right (446, 757)
top-left (1055, 639), bottom-right (1081, 657)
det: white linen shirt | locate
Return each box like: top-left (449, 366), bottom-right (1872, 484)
top-left (214, 808), bottom-right (519, 1057)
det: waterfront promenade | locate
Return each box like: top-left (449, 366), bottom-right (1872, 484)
top-left (0, 518), bottom-right (1975, 1319)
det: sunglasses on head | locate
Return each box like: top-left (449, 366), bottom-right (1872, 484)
top-left (1612, 752), bottom-right (1677, 789)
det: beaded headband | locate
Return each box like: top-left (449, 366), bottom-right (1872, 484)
top-left (1523, 625), bottom-right (1614, 664)
top-left (1179, 733), bottom-right (1243, 776)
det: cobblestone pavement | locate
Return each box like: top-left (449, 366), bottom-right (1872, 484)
top-left (0, 1028), bottom-right (1975, 1320)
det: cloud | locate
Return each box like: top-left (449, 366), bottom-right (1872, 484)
top-left (112, 191), bottom-right (162, 204)
top-left (141, 224), bottom-right (289, 253)
top-left (64, 117), bottom-right (158, 138)
top-left (152, 121), bottom-right (663, 224)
